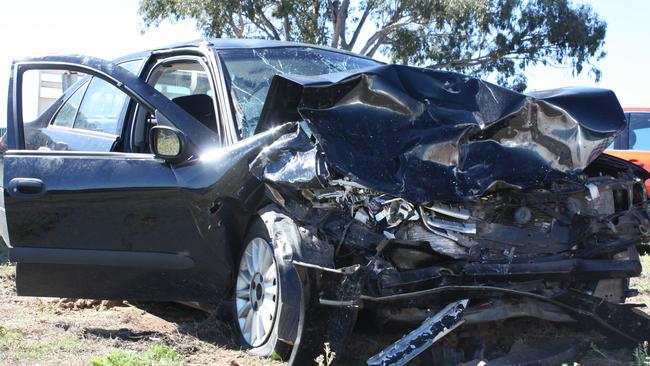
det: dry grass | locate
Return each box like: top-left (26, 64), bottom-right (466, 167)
top-left (0, 247), bottom-right (648, 365)
top-left (0, 262), bottom-right (281, 365)
top-left (631, 254), bottom-right (650, 308)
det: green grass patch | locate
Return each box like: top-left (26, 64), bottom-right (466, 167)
top-left (633, 341), bottom-right (650, 366)
top-left (268, 350), bottom-right (284, 362)
top-left (0, 327), bottom-right (83, 361)
top-left (90, 344), bottom-right (184, 366)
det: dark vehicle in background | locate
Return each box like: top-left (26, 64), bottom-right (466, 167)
top-left (2, 39), bottom-right (650, 365)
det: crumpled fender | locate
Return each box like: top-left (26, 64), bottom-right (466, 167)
top-left (258, 205), bottom-right (335, 344)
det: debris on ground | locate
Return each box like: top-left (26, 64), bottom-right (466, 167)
top-left (56, 299), bottom-right (125, 311)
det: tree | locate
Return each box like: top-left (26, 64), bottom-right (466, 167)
top-left (139, 0), bottom-right (606, 90)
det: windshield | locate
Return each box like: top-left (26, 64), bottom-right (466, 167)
top-left (219, 47), bottom-right (381, 138)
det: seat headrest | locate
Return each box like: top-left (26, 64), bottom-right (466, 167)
top-left (172, 94), bottom-right (218, 133)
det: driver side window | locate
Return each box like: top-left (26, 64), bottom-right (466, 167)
top-left (130, 58), bottom-right (219, 153)
top-left (149, 60), bottom-right (218, 134)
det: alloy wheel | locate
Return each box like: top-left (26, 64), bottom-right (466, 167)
top-left (235, 237), bottom-right (279, 347)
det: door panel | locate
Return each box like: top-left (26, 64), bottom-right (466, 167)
top-left (4, 151), bottom-right (223, 301)
top-left (5, 153), bottom-right (178, 250)
top-left (2, 56), bottom-right (226, 301)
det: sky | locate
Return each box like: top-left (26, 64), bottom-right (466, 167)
top-left (0, 0), bottom-right (649, 127)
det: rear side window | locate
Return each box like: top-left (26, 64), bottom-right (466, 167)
top-left (74, 77), bottom-right (128, 135)
top-left (20, 60), bottom-right (146, 152)
top-left (27, 76), bottom-right (129, 151)
top-left (629, 113), bottom-right (650, 150)
top-left (119, 59), bottom-right (144, 75)
top-left (51, 81), bottom-right (87, 128)
top-left (50, 59), bottom-right (144, 136)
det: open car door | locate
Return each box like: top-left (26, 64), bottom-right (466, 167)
top-left (2, 55), bottom-right (225, 301)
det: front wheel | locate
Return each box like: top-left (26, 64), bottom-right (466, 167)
top-left (232, 220), bottom-right (292, 358)
top-left (232, 209), bottom-right (354, 364)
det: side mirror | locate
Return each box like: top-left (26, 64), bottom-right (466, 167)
top-left (150, 125), bottom-right (185, 161)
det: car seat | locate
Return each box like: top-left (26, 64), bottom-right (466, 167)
top-left (172, 94), bottom-right (218, 134)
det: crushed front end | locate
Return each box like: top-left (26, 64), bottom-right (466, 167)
top-left (250, 65), bottom-right (650, 363)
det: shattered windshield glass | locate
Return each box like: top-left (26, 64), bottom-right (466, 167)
top-left (219, 47), bottom-right (380, 138)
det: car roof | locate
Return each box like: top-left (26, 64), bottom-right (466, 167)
top-left (114, 38), bottom-right (379, 64)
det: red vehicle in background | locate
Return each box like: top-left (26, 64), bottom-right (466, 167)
top-left (606, 108), bottom-right (650, 193)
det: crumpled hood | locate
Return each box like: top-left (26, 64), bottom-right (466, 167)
top-left (256, 64), bottom-right (626, 203)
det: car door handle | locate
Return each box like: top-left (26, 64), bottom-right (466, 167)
top-left (8, 178), bottom-right (46, 198)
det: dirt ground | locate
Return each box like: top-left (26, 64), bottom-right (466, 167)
top-left (0, 263), bottom-right (283, 366)
top-left (0, 252), bottom-right (649, 365)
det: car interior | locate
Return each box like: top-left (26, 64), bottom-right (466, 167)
top-left (130, 58), bottom-right (219, 153)
top-left (171, 94), bottom-right (218, 134)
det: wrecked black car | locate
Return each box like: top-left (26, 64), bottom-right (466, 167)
top-left (2, 39), bottom-right (649, 365)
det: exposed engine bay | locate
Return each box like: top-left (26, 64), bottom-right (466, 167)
top-left (253, 126), bottom-right (649, 302)
top-left (246, 65), bottom-right (650, 364)
top-left (315, 169), bottom-right (648, 267)
top-left (252, 128), bottom-right (650, 365)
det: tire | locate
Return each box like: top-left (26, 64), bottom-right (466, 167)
top-left (232, 208), bottom-right (356, 364)
top-left (231, 218), bottom-right (292, 359)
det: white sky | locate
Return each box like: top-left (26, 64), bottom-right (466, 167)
top-left (1, 0), bottom-right (649, 127)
